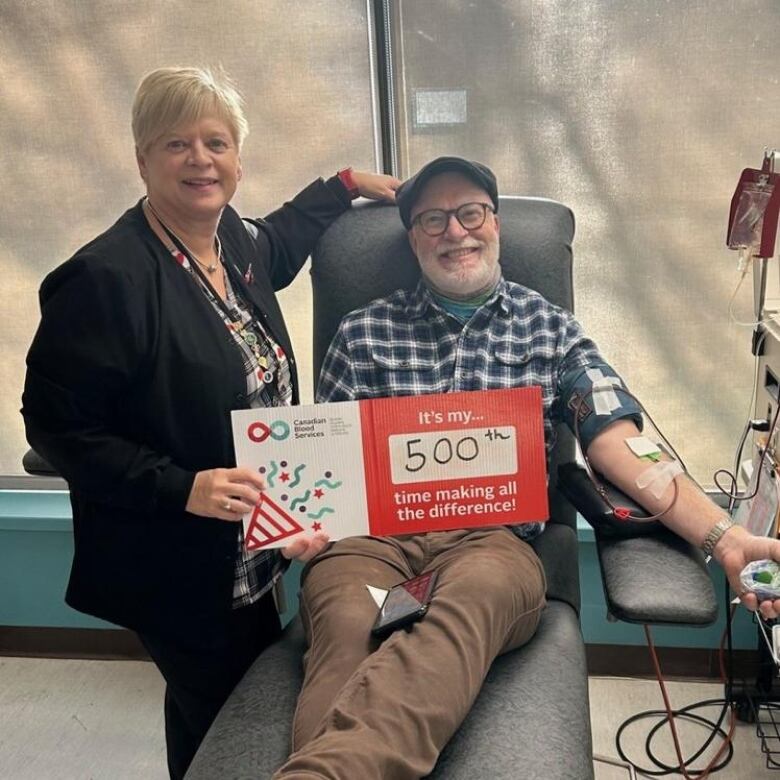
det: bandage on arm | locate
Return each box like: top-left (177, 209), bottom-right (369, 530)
top-left (586, 419), bottom-right (685, 520)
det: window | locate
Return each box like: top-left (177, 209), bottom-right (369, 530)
top-left (388, 0), bottom-right (779, 485)
top-left (6, 0), bottom-right (777, 487)
top-left (0, 0), bottom-right (379, 476)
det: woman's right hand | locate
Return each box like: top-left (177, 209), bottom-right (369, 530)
top-left (185, 467), bottom-right (265, 521)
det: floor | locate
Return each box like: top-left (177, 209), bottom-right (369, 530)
top-left (588, 677), bottom-right (777, 779)
top-left (0, 657), bottom-right (777, 779)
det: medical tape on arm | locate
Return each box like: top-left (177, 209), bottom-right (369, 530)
top-left (559, 361), bottom-right (644, 453)
top-left (586, 368), bottom-right (622, 415)
top-left (635, 459), bottom-right (684, 499)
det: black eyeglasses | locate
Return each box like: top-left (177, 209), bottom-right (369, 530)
top-left (412, 202), bottom-right (495, 237)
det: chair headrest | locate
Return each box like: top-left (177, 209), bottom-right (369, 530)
top-left (312, 196), bottom-right (575, 382)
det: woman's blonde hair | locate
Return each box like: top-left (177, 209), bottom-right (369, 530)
top-left (132, 66), bottom-right (248, 152)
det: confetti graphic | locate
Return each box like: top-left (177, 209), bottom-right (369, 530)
top-left (315, 478), bottom-right (342, 490)
top-left (288, 464), bottom-right (306, 488)
top-left (248, 460), bottom-right (345, 548)
top-left (290, 490), bottom-right (311, 510)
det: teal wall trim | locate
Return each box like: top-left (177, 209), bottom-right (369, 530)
top-left (0, 489), bottom-right (757, 650)
top-left (0, 489), bottom-right (110, 628)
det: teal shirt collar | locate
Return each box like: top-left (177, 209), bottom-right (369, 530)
top-left (428, 283), bottom-right (499, 322)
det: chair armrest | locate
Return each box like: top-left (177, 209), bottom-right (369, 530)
top-left (558, 462), bottom-right (718, 626)
top-left (595, 532), bottom-right (717, 625)
top-left (22, 448), bottom-right (60, 477)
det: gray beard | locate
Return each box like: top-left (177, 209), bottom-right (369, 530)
top-left (423, 262), bottom-right (501, 302)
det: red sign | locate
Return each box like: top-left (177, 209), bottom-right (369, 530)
top-left (360, 387), bottom-right (548, 537)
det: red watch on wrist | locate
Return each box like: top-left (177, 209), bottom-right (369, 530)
top-left (337, 167), bottom-right (360, 200)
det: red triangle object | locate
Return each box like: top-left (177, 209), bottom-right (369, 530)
top-left (245, 494), bottom-right (305, 550)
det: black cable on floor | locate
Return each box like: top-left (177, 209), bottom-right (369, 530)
top-left (612, 624), bottom-right (738, 778)
top-left (615, 699), bottom-right (733, 776)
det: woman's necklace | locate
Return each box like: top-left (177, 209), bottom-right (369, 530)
top-left (144, 197), bottom-right (222, 274)
top-left (143, 198), bottom-right (276, 387)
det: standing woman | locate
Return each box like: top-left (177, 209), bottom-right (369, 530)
top-left (22, 66), bottom-right (399, 779)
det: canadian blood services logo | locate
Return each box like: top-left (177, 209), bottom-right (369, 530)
top-left (247, 420), bottom-right (291, 443)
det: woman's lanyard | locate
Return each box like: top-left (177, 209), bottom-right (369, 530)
top-left (150, 213), bottom-right (242, 324)
top-left (167, 232), bottom-right (241, 322)
top-left (144, 204), bottom-right (282, 388)
top-left (189, 256), bottom-right (242, 323)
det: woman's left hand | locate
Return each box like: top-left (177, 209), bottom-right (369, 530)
top-left (352, 171), bottom-right (402, 202)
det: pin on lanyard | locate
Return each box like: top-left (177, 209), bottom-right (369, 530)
top-left (153, 218), bottom-right (276, 383)
top-left (188, 254), bottom-right (274, 379)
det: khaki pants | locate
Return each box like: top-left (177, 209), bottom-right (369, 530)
top-left (273, 526), bottom-right (546, 780)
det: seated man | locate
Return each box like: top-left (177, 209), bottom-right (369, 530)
top-left (275, 157), bottom-right (780, 780)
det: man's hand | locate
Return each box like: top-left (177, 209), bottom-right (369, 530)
top-left (185, 467), bottom-right (265, 521)
top-left (715, 525), bottom-right (780, 619)
top-left (282, 532), bottom-right (331, 563)
top-left (352, 171), bottom-right (402, 202)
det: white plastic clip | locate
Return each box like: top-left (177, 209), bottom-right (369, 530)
top-left (757, 620), bottom-right (780, 673)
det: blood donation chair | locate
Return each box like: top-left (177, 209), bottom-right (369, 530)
top-left (22, 197), bottom-right (719, 777)
top-left (181, 198), bottom-right (719, 779)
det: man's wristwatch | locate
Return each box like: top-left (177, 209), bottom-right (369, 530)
top-left (337, 167), bottom-right (360, 200)
top-left (701, 517), bottom-right (735, 557)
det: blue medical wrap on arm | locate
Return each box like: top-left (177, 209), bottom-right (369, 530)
top-left (558, 362), bottom-right (643, 453)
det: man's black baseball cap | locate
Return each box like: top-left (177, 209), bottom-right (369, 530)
top-left (396, 156), bottom-right (499, 229)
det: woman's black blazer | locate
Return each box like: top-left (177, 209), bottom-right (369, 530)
top-left (22, 178), bottom-right (350, 641)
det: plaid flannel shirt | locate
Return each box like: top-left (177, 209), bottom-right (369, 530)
top-left (316, 277), bottom-right (607, 540)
